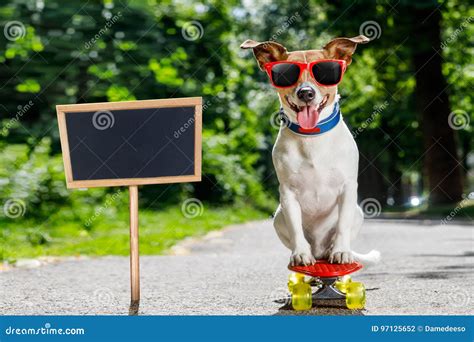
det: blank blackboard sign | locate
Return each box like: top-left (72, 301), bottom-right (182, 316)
top-left (57, 97), bottom-right (202, 188)
top-left (56, 97), bottom-right (202, 310)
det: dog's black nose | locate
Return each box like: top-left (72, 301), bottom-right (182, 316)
top-left (296, 87), bottom-right (315, 102)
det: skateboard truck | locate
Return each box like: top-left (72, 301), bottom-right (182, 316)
top-left (313, 277), bottom-right (345, 300)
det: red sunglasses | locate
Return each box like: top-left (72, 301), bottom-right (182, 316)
top-left (264, 59), bottom-right (347, 88)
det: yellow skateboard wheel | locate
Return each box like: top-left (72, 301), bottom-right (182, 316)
top-left (345, 281), bottom-right (365, 310)
top-left (291, 282), bottom-right (312, 311)
top-left (335, 275), bottom-right (352, 293)
top-left (287, 272), bottom-right (305, 293)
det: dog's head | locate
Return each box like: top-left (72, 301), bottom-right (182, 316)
top-left (240, 36), bottom-right (369, 128)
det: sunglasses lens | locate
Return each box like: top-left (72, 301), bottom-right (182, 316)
top-left (271, 63), bottom-right (301, 87)
top-left (312, 61), bottom-right (342, 86)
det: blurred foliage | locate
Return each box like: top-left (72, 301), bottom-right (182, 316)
top-left (0, 0), bottom-right (472, 253)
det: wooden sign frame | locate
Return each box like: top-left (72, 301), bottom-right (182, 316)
top-left (56, 97), bottom-right (202, 189)
top-left (56, 97), bottom-right (202, 314)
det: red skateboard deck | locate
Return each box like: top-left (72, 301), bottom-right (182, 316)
top-left (289, 259), bottom-right (363, 278)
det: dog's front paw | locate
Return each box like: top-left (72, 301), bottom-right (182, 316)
top-left (329, 250), bottom-right (353, 264)
top-left (290, 250), bottom-right (316, 266)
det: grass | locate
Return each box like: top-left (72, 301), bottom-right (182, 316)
top-left (0, 204), bottom-right (270, 263)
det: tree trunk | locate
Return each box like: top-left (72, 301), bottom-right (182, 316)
top-left (411, 7), bottom-right (463, 205)
top-left (358, 148), bottom-right (387, 205)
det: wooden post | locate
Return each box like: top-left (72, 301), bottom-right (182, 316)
top-left (129, 185), bottom-right (140, 313)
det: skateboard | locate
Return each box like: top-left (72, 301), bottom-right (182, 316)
top-left (287, 260), bottom-right (365, 311)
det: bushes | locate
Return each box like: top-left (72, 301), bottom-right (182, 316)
top-left (0, 137), bottom-right (126, 224)
top-left (0, 138), bottom-right (65, 219)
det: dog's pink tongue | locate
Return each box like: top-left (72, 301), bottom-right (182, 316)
top-left (296, 105), bottom-right (319, 129)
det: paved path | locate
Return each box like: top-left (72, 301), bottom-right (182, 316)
top-left (1, 220), bottom-right (472, 315)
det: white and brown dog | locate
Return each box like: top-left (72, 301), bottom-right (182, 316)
top-left (241, 35), bottom-right (380, 266)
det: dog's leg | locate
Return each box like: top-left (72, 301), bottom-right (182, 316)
top-left (329, 182), bottom-right (358, 263)
top-left (273, 205), bottom-right (292, 249)
top-left (351, 205), bottom-right (364, 240)
top-left (280, 187), bottom-right (315, 266)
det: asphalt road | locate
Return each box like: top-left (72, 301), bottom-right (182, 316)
top-left (1, 219), bottom-right (472, 315)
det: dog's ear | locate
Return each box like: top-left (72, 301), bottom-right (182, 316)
top-left (240, 40), bottom-right (288, 70)
top-left (323, 35), bottom-right (370, 65)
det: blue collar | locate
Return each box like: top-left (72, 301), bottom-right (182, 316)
top-left (279, 102), bottom-right (341, 137)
